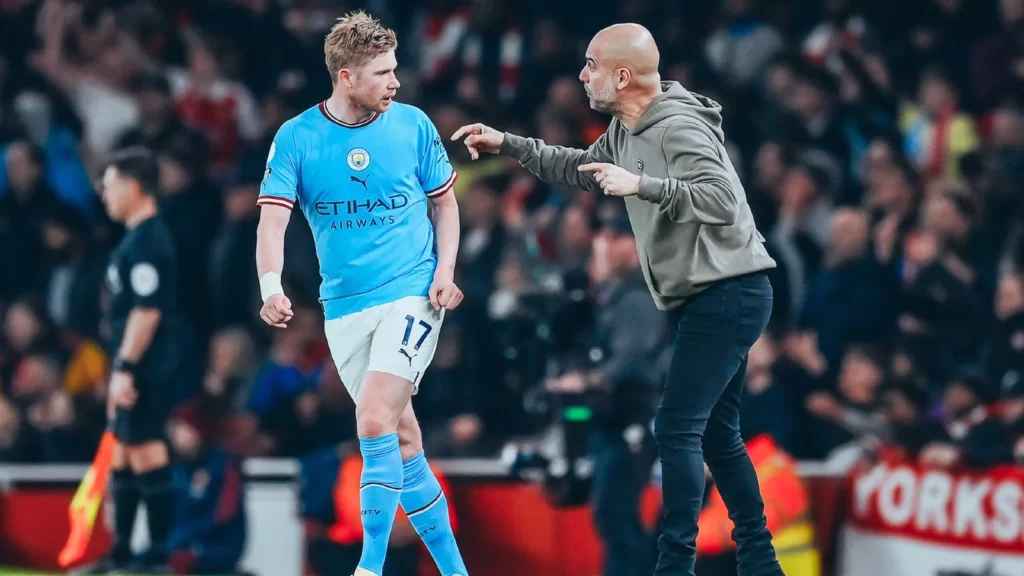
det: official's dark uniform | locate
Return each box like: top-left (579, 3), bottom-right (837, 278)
top-left (105, 216), bottom-right (182, 445)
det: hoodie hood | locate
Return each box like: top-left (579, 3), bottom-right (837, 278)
top-left (631, 81), bottom-right (725, 144)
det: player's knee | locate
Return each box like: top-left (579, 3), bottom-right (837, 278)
top-left (398, 426), bottom-right (423, 460)
top-left (356, 404), bottom-right (400, 438)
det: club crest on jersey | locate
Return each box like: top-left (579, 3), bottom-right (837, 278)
top-left (347, 148), bottom-right (370, 171)
top-left (262, 142), bottom-right (276, 187)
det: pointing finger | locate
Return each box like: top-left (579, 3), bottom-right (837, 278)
top-left (451, 124), bottom-right (479, 141)
top-left (577, 163), bottom-right (606, 173)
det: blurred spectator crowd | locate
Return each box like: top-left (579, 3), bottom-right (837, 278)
top-left (1, 0), bottom-right (1023, 475)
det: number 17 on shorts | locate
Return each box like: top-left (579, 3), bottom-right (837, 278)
top-left (373, 297), bottom-right (445, 387)
top-left (325, 296), bottom-right (445, 400)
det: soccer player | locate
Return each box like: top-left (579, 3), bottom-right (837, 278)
top-left (255, 11), bottom-right (467, 576)
top-left (84, 147), bottom-right (182, 573)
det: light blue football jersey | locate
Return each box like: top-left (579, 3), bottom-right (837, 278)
top-left (257, 101), bottom-right (457, 320)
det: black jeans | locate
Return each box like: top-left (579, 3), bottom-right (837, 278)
top-left (591, 426), bottom-right (657, 576)
top-left (653, 272), bottom-right (783, 576)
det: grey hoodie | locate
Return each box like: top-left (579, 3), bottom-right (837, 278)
top-left (501, 81), bottom-right (776, 310)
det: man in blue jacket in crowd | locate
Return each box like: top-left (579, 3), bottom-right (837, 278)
top-left (166, 401), bottom-right (248, 575)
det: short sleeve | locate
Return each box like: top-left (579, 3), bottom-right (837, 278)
top-left (417, 117), bottom-right (458, 198)
top-left (257, 123), bottom-right (299, 210)
top-left (128, 249), bottom-right (174, 310)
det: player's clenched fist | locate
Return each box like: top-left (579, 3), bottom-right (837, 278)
top-left (429, 274), bottom-right (464, 311)
top-left (260, 293), bottom-right (294, 328)
top-left (451, 123), bottom-right (504, 160)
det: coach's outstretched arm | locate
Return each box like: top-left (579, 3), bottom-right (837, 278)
top-left (256, 205), bottom-right (294, 327)
top-left (452, 123), bottom-right (612, 192)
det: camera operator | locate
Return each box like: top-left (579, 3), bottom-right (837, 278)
top-left (546, 215), bottom-right (670, 576)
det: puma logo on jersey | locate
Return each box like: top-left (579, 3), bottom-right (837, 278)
top-left (350, 174), bottom-right (370, 189)
top-left (398, 348), bottom-right (417, 366)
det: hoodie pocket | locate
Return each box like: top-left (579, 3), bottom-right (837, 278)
top-left (636, 244), bottom-right (664, 298)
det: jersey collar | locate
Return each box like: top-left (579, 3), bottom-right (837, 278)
top-left (319, 101), bottom-right (380, 128)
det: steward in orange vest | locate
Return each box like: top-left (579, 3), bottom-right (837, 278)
top-left (695, 435), bottom-right (820, 576)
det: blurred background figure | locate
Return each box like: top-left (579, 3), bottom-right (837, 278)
top-left (536, 218), bottom-right (668, 576)
top-left (166, 401), bottom-right (247, 576)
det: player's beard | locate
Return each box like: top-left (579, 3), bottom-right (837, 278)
top-left (375, 93), bottom-right (394, 112)
top-left (356, 91), bottom-right (393, 114)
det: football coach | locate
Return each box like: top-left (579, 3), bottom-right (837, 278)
top-left (453, 22), bottom-right (783, 576)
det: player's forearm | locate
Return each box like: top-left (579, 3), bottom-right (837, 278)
top-left (117, 308), bottom-right (162, 362)
top-left (256, 206), bottom-right (290, 298)
top-left (256, 211), bottom-right (287, 276)
top-left (430, 193), bottom-right (460, 277)
top-left (500, 134), bottom-right (603, 193)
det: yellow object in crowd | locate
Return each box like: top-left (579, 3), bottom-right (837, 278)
top-left (63, 340), bottom-right (110, 396)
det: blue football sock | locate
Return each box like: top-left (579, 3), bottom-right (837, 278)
top-left (401, 452), bottom-right (468, 576)
top-left (357, 433), bottom-right (404, 575)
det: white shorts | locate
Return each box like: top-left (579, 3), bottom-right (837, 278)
top-left (324, 296), bottom-right (445, 403)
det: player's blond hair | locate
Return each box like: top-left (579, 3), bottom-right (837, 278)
top-left (324, 11), bottom-right (398, 81)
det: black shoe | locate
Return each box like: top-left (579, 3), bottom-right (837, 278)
top-left (71, 554), bottom-right (132, 575)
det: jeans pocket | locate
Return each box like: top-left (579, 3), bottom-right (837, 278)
top-left (736, 293), bottom-right (772, 347)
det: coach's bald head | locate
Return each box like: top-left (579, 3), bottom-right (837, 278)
top-left (591, 24), bottom-right (660, 79)
top-left (580, 23), bottom-right (662, 117)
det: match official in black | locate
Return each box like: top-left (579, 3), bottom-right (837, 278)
top-left (455, 23), bottom-right (783, 576)
top-left (87, 147), bottom-right (181, 573)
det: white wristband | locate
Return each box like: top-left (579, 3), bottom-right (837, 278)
top-left (259, 272), bottom-right (284, 303)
